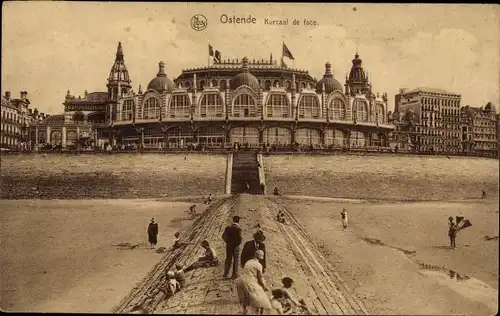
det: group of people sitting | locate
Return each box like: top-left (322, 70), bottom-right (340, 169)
top-left (148, 239), bottom-right (219, 299)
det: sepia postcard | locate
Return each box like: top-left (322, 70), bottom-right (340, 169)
top-left (1, 2), bottom-right (499, 315)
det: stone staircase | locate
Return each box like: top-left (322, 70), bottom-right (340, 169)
top-left (230, 151), bottom-right (262, 195)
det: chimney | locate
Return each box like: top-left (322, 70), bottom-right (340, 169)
top-left (28, 109), bottom-right (32, 114)
top-left (34, 108), bottom-right (39, 116)
top-left (5, 91), bottom-right (11, 100)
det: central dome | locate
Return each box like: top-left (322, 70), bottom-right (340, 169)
top-left (230, 57), bottom-right (260, 91)
top-left (315, 62), bottom-right (343, 93)
top-left (147, 61), bottom-right (175, 93)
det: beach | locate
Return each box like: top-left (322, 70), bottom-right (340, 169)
top-left (0, 199), bottom-right (207, 313)
top-left (277, 197), bottom-right (499, 315)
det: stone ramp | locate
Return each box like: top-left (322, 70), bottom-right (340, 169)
top-left (113, 195), bottom-right (368, 315)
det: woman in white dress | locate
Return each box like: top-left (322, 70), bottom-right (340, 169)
top-left (341, 209), bottom-right (348, 230)
top-left (235, 250), bottom-right (272, 314)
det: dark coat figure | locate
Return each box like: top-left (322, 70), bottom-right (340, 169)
top-left (148, 218), bottom-right (159, 248)
top-left (241, 230), bottom-right (267, 273)
top-left (448, 217), bottom-right (457, 249)
top-left (222, 216), bottom-right (243, 279)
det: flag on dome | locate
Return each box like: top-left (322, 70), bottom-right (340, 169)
top-left (214, 50), bottom-right (221, 63)
top-left (209, 44), bottom-right (214, 57)
top-left (281, 58), bottom-right (288, 68)
top-left (282, 42), bottom-right (294, 60)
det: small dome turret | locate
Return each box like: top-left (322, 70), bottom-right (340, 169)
top-left (147, 61), bottom-right (175, 93)
top-left (230, 57), bottom-right (260, 91)
top-left (315, 62), bottom-right (343, 93)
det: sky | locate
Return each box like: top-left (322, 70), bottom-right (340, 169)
top-left (2, 2), bottom-right (499, 115)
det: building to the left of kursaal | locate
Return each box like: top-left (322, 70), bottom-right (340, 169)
top-left (1, 91), bottom-right (46, 150)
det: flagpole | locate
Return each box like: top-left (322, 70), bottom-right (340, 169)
top-left (208, 43), bottom-right (211, 68)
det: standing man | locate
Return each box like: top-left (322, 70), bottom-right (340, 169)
top-left (241, 230), bottom-right (267, 273)
top-left (222, 215), bottom-right (243, 279)
top-left (448, 216), bottom-right (457, 249)
top-left (148, 218), bottom-right (159, 249)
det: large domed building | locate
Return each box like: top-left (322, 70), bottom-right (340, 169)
top-left (31, 42), bottom-right (394, 150)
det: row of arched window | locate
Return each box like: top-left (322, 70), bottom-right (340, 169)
top-left (120, 94), bottom-right (386, 123)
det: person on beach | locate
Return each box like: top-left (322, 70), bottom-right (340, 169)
top-left (147, 218), bottom-right (159, 249)
top-left (235, 250), bottom-right (272, 315)
top-left (174, 263), bottom-right (186, 288)
top-left (482, 190), bottom-right (487, 199)
top-left (241, 230), bottom-right (267, 274)
top-left (173, 232), bottom-right (181, 249)
top-left (246, 181), bottom-right (251, 192)
top-left (165, 271), bottom-right (181, 296)
top-left (185, 240), bottom-right (218, 272)
top-left (448, 216), bottom-right (457, 249)
top-left (222, 216), bottom-right (243, 279)
top-left (269, 289), bottom-right (286, 315)
top-left (341, 209), bottom-right (348, 230)
top-left (280, 277), bottom-right (311, 314)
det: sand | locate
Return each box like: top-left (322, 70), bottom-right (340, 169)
top-left (264, 155), bottom-right (499, 201)
top-left (0, 199), bottom-right (208, 313)
top-left (0, 154), bottom-right (227, 199)
top-left (277, 198), bottom-right (499, 315)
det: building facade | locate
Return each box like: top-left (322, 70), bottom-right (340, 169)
top-left (30, 43), bottom-right (394, 150)
top-left (110, 45), bottom-right (394, 149)
top-left (1, 91), bottom-right (43, 149)
top-left (392, 87), bottom-right (462, 153)
top-left (460, 103), bottom-right (498, 157)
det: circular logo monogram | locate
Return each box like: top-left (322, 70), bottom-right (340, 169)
top-left (191, 14), bottom-right (207, 31)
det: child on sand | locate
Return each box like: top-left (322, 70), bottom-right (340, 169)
top-left (281, 277), bottom-right (311, 314)
top-left (269, 289), bottom-right (286, 315)
top-left (164, 271), bottom-right (181, 296)
top-left (174, 263), bottom-right (186, 288)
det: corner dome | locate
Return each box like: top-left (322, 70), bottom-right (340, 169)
top-left (315, 62), bottom-right (343, 93)
top-left (230, 57), bottom-right (260, 91)
top-left (147, 61), bottom-right (175, 93)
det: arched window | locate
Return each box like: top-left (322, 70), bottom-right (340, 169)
top-left (351, 131), bottom-right (366, 147)
top-left (143, 97), bottom-right (160, 120)
top-left (353, 99), bottom-right (368, 121)
top-left (233, 94), bottom-right (257, 118)
top-left (66, 130), bottom-right (78, 146)
top-left (263, 127), bottom-right (292, 145)
top-left (199, 93), bottom-right (224, 118)
top-left (266, 94), bottom-right (290, 118)
top-left (298, 95), bottom-right (320, 119)
top-left (295, 128), bottom-right (321, 146)
top-left (51, 130), bottom-right (62, 146)
top-left (330, 98), bottom-right (346, 120)
top-left (376, 103), bottom-right (385, 123)
top-left (122, 100), bottom-right (133, 121)
top-left (169, 94), bottom-right (191, 118)
top-left (73, 112), bottom-right (85, 123)
top-left (324, 128), bottom-right (347, 146)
